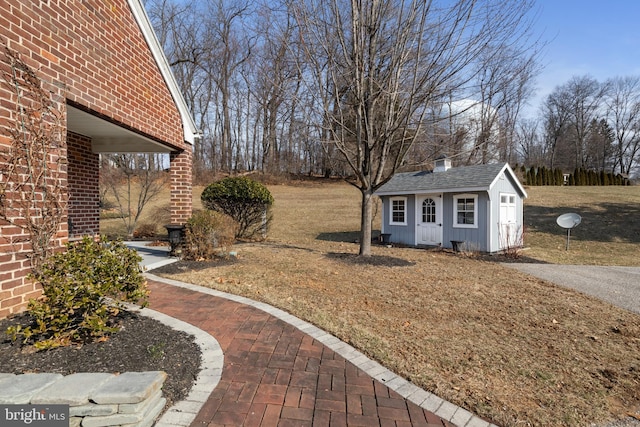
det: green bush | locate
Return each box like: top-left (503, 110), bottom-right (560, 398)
top-left (183, 210), bottom-right (237, 260)
top-left (201, 176), bottom-right (274, 239)
top-left (6, 237), bottom-right (148, 350)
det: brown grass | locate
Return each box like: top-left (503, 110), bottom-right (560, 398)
top-left (105, 181), bottom-right (640, 426)
top-left (522, 186), bottom-right (640, 266)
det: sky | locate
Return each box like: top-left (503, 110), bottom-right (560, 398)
top-left (527, 0), bottom-right (640, 115)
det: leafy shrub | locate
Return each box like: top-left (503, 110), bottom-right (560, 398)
top-left (183, 210), bottom-right (237, 261)
top-left (6, 237), bottom-right (148, 350)
top-left (201, 176), bottom-right (274, 239)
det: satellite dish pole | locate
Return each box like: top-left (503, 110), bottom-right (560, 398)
top-left (556, 213), bottom-right (582, 251)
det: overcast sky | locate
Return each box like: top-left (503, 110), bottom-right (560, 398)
top-left (528, 0), bottom-right (640, 113)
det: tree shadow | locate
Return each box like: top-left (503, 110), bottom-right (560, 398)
top-left (524, 201), bottom-right (640, 243)
top-left (325, 252), bottom-right (416, 267)
top-left (316, 230), bottom-right (382, 243)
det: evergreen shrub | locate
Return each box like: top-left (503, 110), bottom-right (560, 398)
top-left (201, 176), bottom-right (274, 239)
top-left (6, 237), bottom-right (148, 349)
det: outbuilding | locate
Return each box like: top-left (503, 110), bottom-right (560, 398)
top-left (375, 157), bottom-right (527, 253)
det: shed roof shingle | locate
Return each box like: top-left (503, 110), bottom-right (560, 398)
top-left (376, 163), bottom-right (517, 195)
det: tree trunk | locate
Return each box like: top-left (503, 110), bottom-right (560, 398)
top-left (359, 189), bottom-right (373, 256)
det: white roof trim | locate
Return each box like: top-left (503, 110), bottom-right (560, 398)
top-left (127, 0), bottom-right (199, 145)
top-left (489, 164), bottom-right (528, 198)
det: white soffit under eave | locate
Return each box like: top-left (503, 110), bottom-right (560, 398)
top-left (66, 105), bottom-right (173, 153)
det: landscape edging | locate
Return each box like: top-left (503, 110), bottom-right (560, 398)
top-left (145, 273), bottom-right (496, 427)
top-left (131, 304), bottom-right (224, 427)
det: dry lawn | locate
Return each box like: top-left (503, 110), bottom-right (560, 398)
top-left (523, 185), bottom-right (640, 266)
top-left (107, 180), bottom-right (640, 426)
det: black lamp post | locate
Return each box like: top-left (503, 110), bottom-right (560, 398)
top-left (164, 224), bottom-right (185, 257)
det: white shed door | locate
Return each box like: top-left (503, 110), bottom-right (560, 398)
top-left (416, 195), bottom-right (442, 245)
top-left (499, 193), bottom-right (518, 248)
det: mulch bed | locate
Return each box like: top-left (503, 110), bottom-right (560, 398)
top-left (0, 311), bottom-right (201, 408)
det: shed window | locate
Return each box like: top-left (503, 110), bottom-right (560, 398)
top-left (453, 194), bottom-right (478, 228)
top-left (500, 193), bottom-right (517, 223)
top-left (390, 197), bottom-right (407, 225)
top-left (422, 198), bottom-right (436, 223)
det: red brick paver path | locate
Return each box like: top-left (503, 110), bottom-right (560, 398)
top-left (148, 279), bottom-right (453, 427)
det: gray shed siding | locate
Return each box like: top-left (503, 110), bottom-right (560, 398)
top-left (442, 192), bottom-right (490, 252)
top-left (381, 195), bottom-right (417, 245)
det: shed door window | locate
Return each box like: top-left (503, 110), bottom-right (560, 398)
top-left (390, 197), bottom-right (407, 225)
top-left (422, 198), bottom-right (436, 223)
top-left (453, 194), bottom-right (478, 228)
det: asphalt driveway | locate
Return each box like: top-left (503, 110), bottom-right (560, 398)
top-left (504, 264), bottom-right (640, 315)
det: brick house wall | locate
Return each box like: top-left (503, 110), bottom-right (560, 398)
top-left (67, 132), bottom-right (100, 238)
top-left (0, 0), bottom-right (194, 317)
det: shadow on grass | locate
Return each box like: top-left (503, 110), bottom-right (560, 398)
top-left (316, 231), bottom-right (362, 243)
top-left (150, 258), bottom-right (237, 274)
top-left (524, 201), bottom-right (640, 244)
top-left (316, 230), bottom-right (382, 243)
top-left (326, 252), bottom-right (416, 267)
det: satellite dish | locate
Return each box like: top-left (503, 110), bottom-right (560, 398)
top-left (556, 213), bottom-right (582, 250)
top-left (556, 213), bottom-right (582, 229)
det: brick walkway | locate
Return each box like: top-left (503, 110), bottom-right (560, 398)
top-left (148, 279), bottom-right (456, 427)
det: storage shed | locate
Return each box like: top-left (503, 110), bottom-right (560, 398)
top-left (375, 157), bottom-right (527, 253)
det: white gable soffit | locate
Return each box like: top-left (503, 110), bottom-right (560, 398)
top-left (128, 0), bottom-right (198, 145)
top-left (489, 164), bottom-right (528, 198)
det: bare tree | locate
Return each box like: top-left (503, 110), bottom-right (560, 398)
top-left (471, 44), bottom-right (539, 164)
top-left (251, 6), bottom-right (298, 173)
top-left (146, 0), bottom-right (213, 176)
top-left (541, 89), bottom-right (572, 170)
top-left (516, 118), bottom-right (544, 166)
top-left (559, 76), bottom-right (608, 169)
top-left (204, 0), bottom-right (253, 172)
top-left (292, 0), bottom-right (538, 256)
top-left (605, 76), bottom-right (640, 175)
top-left (103, 154), bottom-right (168, 238)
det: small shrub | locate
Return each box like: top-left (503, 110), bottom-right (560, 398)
top-left (183, 210), bottom-right (237, 261)
top-left (499, 224), bottom-right (525, 259)
top-left (133, 222), bottom-right (158, 239)
top-left (6, 237), bottom-right (148, 350)
top-left (201, 176), bottom-right (274, 239)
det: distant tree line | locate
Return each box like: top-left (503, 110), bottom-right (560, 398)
top-left (134, 2), bottom-right (640, 188)
top-left (143, 0), bottom-right (542, 185)
top-left (519, 75), bottom-right (640, 181)
top-left (516, 165), bottom-right (629, 186)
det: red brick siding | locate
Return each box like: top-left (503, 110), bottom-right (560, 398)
top-left (67, 132), bottom-right (100, 238)
top-left (1, 1), bottom-right (187, 148)
top-left (170, 149), bottom-right (193, 224)
top-left (0, 0), bottom-right (193, 317)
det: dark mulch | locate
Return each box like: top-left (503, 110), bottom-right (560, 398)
top-left (0, 311), bottom-right (201, 409)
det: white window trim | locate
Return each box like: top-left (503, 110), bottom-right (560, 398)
top-left (453, 194), bottom-right (478, 229)
top-left (389, 196), bottom-right (408, 226)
